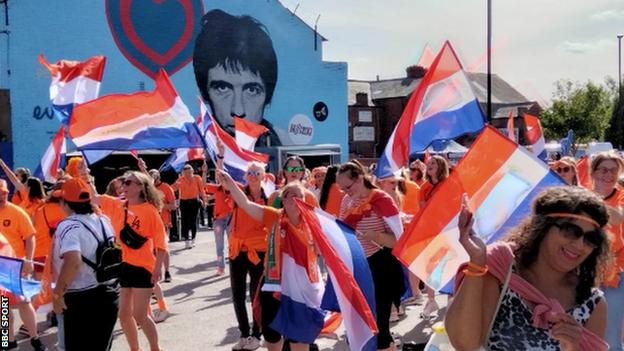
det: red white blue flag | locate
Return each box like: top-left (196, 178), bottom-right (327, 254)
top-left (69, 69), bottom-right (204, 151)
top-left (39, 54), bottom-right (105, 125)
top-left (393, 126), bottom-right (564, 293)
top-left (297, 200), bottom-right (378, 351)
top-left (234, 117), bottom-right (268, 151)
top-left (200, 100), bottom-right (269, 183)
top-left (160, 148), bottom-right (205, 173)
top-left (34, 126), bottom-right (66, 182)
top-left (376, 41), bottom-right (485, 178)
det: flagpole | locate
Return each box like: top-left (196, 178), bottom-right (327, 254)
top-left (487, 0), bottom-right (492, 123)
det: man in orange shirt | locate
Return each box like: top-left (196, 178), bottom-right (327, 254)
top-left (205, 182), bottom-right (232, 275)
top-left (0, 179), bottom-right (47, 350)
top-left (173, 164), bottom-right (206, 249)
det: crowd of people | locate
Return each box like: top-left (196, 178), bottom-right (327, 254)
top-left (0, 147), bottom-right (623, 351)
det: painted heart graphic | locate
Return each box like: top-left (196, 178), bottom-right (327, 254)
top-left (106, 0), bottom-right (204, 79)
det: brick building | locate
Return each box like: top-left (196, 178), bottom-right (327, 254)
top-left (348, 68), bottom-right (543, 160)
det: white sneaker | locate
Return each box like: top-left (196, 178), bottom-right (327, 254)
top-left (245, 337), bottom-right (261, 350)
top-left (421, 299), bottom-right (439, 318)
top-left (191, 239), bottom-right (196, 247)
top-left (231, 337), bottom-right (248, 351)
top-left (185, 240), bottom-right (191, 249)
top-left (153, 309), bottom-right (170, 323)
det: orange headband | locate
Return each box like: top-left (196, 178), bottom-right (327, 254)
top-left (546, 213), bottom-right (600, 228)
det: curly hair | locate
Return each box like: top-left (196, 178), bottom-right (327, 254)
top-left (505, 186), bottom-right (611, 304)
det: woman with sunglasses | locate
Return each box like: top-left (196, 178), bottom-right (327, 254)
top-left (97, 171), bottom-right (167, 351)
top-left (552, 157), bottom-right (579, 186)
top-left (218, 169), bottom-right (322, 351)
top-left (268, 156), bottom-right (318, 208)
top-left (590, 151), bottom-right (624, 350)
top-left (446, 186), bottom-right (609, 350)
top-left (336, 161), bottom-right (404, 351)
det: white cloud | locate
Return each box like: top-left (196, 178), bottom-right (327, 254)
top-left (591, 9), bottom-right (624, 21)
top-left (559, 39), bottom-right (612, 54)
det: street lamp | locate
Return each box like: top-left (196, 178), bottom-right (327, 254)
top-left (618, 34), bottom-right (623, 93)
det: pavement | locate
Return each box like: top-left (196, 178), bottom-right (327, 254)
top-left (13, 227), bottom-right (447, 350)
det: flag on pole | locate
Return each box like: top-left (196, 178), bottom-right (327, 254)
top-left (200, 100), bottom-right (269, 183)
top-left (523, 113), bottom-right (547, 161)
top-left (234, 117), bottom-right (269, 151)
top-left (34, 126), bottom-right (66, 182)
top-left (69, 69), bottom-right (205, 151)
top-left (416, 43), bottom-right (436, 68)
top-left (0, 255), bottom-right (41, 300)
top-left (297, 200), bottom-right (378, 351)
top-left (160, 148), bottom-right (205, 173)
top-left (39, 54), bottom-right (106, 125)
top-left (507, 110), bottom-right (515, 142)
top-left (376, 41), bottom-right (486, 178)
top-left (393, 126), bottom-right (564, 293)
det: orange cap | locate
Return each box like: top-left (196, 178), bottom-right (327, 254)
top-left (0, 180), bottom-right (7, 193)
top-left (61, 178), bottom-right (91, 203)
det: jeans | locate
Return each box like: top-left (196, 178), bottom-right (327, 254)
top-left (57, 313), bottom-right (65, 351)
top-left (214, 216), bottom-right (230, 269)
top-left (605, 272), bottom-right (624, 351)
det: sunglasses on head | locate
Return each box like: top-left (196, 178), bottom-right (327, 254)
top-left (246, 170), bottom-right (262, 176)
top-left (552, 220), bottom-right (602, 249)
top-left (556, 166), bottom-right (571, 173)
top-left (286, 166), bottom-right (303, 172)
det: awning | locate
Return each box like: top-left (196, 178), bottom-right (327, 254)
top-left (286, 149), bottom-right (341, 157)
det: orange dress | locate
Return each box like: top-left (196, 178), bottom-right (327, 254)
top-left (603, 187), bottom-right (624, 287)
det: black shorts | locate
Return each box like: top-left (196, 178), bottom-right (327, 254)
top-left (119, 262), bottom-right (153, 288)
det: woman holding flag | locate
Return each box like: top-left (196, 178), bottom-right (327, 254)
top-left (218, 168), bottom-right (322, 351)
top-left (590, 152), bottom-right (624, 350)
top-left (446, 187), bottom-right (609, 350)
top-left (336, 161), bottom-right (404, 351)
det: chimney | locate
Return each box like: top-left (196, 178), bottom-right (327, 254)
top-left (405, 65), bottom-right (427, 79)
top-left (355, 93), bottom-right (368, 106)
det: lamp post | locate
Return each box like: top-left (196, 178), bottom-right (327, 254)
top-left (487, 0), bottom-right (492, 122)
top-left (618, 34), bottom-right (623, 93)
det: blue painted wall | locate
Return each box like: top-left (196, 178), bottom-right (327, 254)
top-left (7, 0), bottom-right (347, 170)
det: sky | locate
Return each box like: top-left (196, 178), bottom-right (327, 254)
top-left (280, 0), bottom-right (624, 106)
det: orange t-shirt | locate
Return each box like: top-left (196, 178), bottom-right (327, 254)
top-left (205, 183), bottom-right (231, 220)
top-left (174, 175), bottom-right (204, 200)
top-left (418, 181), bottom-right (435, 206)
top-left (0, 202), bottom-right (36, 258)
top-left (323, 183), bottom-right (345, 217)
top-left (156, 182), bottom-right (176, 227)
top-left (101, 198), bottom-right (167, 272)
top-left (603, 187), bottom-right (624, 287)
top-left (20, 198), bottom-right (44, 219)
top-left (32, 202), bottom-right (65, 258)
top-left (11, 188), bottom-right (27, 206)
top-left (227, 187), bottom-right (268, 264)
top-left (402, 180), bottom-right (421, 216)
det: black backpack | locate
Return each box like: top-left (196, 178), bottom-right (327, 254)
top-left (69, 218), bottom-right (122, 283)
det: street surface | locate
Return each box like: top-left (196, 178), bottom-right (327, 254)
top-left (15, 227), bottom-right (447, 350)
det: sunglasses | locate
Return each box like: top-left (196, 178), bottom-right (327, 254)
top-left (556, 166), bottom-right (571, 173)
top-left (552, 220), bottom-right (602, 249)
top-left (595, 167), bottom-right (619, 176)
top-left (123, 179), bottom-right (139, 186)
top-left (286, 166), bottom-right (303, 172)
top-left (246, 170), bottom-right (262, 176)
top-left (409, 167), bottom-right (418, 172)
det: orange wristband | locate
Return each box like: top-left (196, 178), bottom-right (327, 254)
top-left (462, 267), bottom-right (488, 277)
top-left (468, 261), bottom-right (488, 273)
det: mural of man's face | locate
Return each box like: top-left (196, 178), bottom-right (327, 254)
top-left (207, 62), bottom-right (267, 133)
